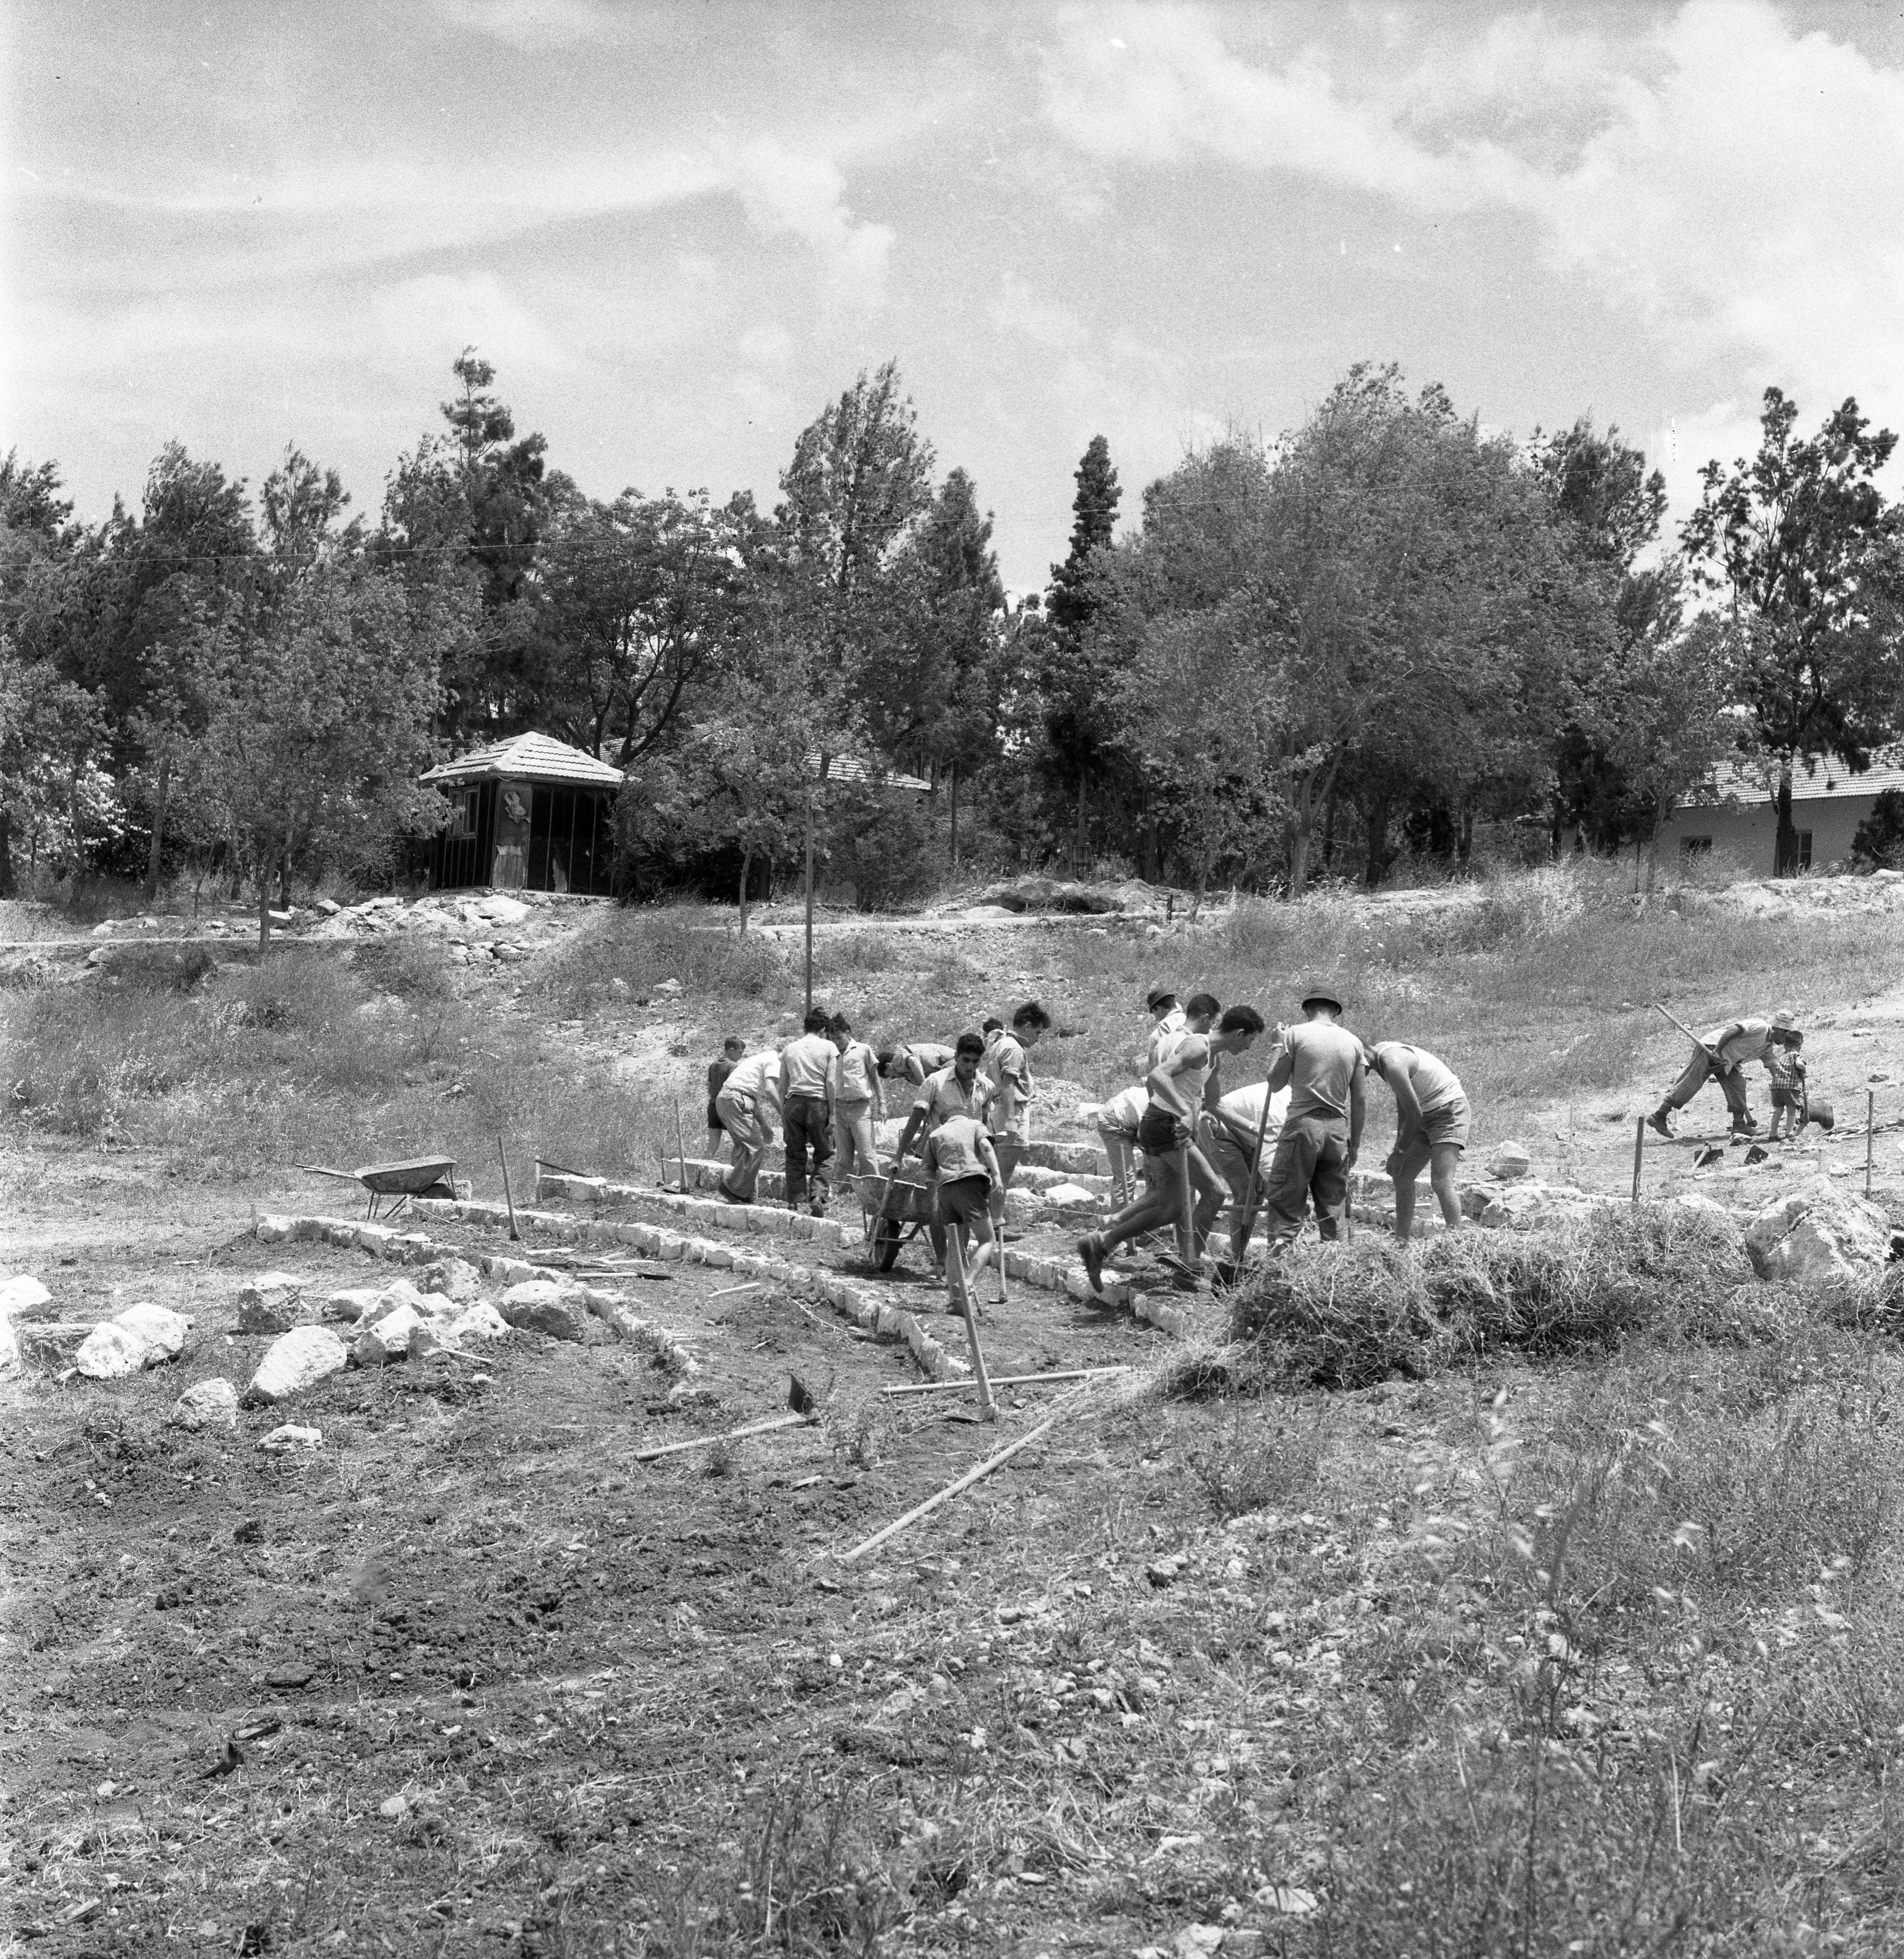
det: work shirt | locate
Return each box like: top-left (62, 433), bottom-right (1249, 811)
top-left (1283, 1021), bottom-right (1364, 1123)
top-left (833, 1041), bottom-right (880, 1108)
top-left (1147, 1005), bottom-right (1188, 1070)
top-left (912, 1065), bottom-right (995, 1131)
top-left (1097, 1084), bottom-right (1149, 1136)
top-left (896, 1040), bottom-right (956, 1084)
top-left (1152, 1030), bottom-right (1214, 1119)
top-left (1369, 1042), bottom-right (1464, 1115)
top-left (923, 1115), bottom-right (995, 1189)
top-left (989, 1032), bottom-right (1032, 1138)
top-left (1705, 1020), bottom-right (1777, 1069)
top-left (720, 1050), bottom-right (780, 1110)
top-left (1214, 1081), bottom-right (1291, 1154)
top-left (779, 1032), bottom-right (836, 1100)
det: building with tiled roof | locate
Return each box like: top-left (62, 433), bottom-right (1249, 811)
top-left (1660, 754), bottom-right (1904, 873)
top-left (420, 732), bottom-right (622, 894)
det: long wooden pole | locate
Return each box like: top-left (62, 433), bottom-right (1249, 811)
top-left (636, 1410), bottom-right (813, 1463)
top-left (948, 1223), bottom-right (995, 1421)
top-left (497, 1136), bottom-right (519, 1242)
top-left (673, 1098), bottom-right (689, 1194)
top-left (1631, 1115), bottom-right (1645, 1205)
top-left (839, 1411), bottom-right (1061, 1563)
top-left (1230, 1088), bottom-right (1278, 1260)
top-left (1868, 1089), bottom-right (1876, 1197)
top-left (883, 1365), bottom-right (1129, 1398)
top-left (803, 784), bottom-right (815, 1017)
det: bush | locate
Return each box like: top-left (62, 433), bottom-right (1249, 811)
top-left (538, 908), bottom-right (785, 1015)
top-left (1230, 1205), bottom-right (1765, 1387)
top-left (1851, 787), bottom-right (1904, 869)
top-left (350, 936), bottom-right (453, 1002)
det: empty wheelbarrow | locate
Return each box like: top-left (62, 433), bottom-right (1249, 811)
top-left (299, 1156), bottom-right (459, 1220)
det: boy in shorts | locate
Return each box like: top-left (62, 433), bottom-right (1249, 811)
top-left (921, 1113), bottom-right (1003, 1313)
top-left (1364, 1039), bottom-right (1467, 1238)
top-left (1763, 1032), bottom-right (1807, 1142)
top-left (1095, 1082), bottom-right (1149, 1208)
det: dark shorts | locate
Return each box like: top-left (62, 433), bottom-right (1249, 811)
top-left (706, 1100), bottom-right (724, 1132)
top-left (1138, 1106), bottom-right (1190, 1156)
top-left (937, 1174), bottom-right (993, 1229)
top-left (1769, 1084), bottom-right (1801, 1110)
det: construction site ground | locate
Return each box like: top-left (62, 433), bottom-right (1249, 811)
top-left (9, 867), bottom-right (1904, 1956)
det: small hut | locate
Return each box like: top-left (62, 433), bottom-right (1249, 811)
top-left (420, 733), bottom-right (621, 895)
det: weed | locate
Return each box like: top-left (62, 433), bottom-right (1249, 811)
top-left (1185, 1405), bottom-right (1326, 1519)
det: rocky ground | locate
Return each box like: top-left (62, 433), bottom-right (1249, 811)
top-left (9, 869), bottom-right (1904, 1955)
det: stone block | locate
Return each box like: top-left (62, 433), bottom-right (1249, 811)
top-left (447, 1301), bottom-right (509, 1344)
top-left (1745, 1177), bottom-right (1891, 1284)
top-left (237, 1271), bottom-right (304, 1334)
top-left (255, 1216), bottom-right (294, 1245)
top-left (419, 1256), bottom-right (482, 1302)
top-left (73, 1321), bottom-right (152, 1380)
top-left (0, 1273), bottom-right (52, 1315)
top-left (170, 1377), bottom-right (240, 1431)
top-left (352, 1303), bottom-right (423, 1367)
top-left (115, 1301), bottom-right (190, 1360)
top-left (498, 1281), bottom-right (590, 1342)
top-left (259, 1423), bottom-right (323, 1451)
top-left (248, 1326), bottom-right (349, 1404)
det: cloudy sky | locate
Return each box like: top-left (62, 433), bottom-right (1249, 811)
top-left (6, 0), bottom-right (1904, 590)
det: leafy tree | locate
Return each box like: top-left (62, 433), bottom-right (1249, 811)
top-left (1851, 788), bottom-right (1904, 869)
top-left (0, 647), bottom-right (114, 894)
top-left (1046, 434), bottom-right (1120, 637)
top-left (184, 563), bottom-right (445, 947)
top-left (539, 486), bottom-right (762, 766)
top-left (775, 361), bottom-right (934, 685)
top-left (379, 348), bottom-right (571, 743)
top-left (1683, 388), bottom-right (1904, 875)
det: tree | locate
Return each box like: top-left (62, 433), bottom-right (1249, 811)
top-left (185, 564), bottom-right (445, 947)
top-left (0, 647), bottom-right (114, 895)
top-left (539, 486), bottom-right (761, 766)
top-left (775, 361), bottom-right (935, 687)
top-left (379, 349), bottom-right (571, 743)
top-left (1683, 387), bottom-right (1904, 875)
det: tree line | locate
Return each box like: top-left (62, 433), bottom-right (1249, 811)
top-left (4, 351), bottom-right (1901, 925)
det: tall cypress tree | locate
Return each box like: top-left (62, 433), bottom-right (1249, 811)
top-left (1046, 435), bottom-right (1120, 637)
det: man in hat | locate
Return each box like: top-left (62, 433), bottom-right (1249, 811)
top-left (1646, 1010), bottom-right (1802, 1140)
top-left (1145, 987), bottom-right (1187, 1069)
top-left (1256, 983), bottom-right (1365, 1249)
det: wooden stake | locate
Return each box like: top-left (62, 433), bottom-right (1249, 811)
top-left (497, 1136), bottom-right (519, 1242)
top-left (883, 1365), bottom-right (1130, 1398)
top-left (710, 1282), bottom-right (761, 1299)
top-left (1631, 1114), bottom-right (1645, 1205)
top-left (674, 1098), bottom-right (689, 1194)
top-left (1868, 1089), bottom-right (1876, 1197)
top-left (1176, 1143), bottom-right (1195, 1267)
top-left (948, 1223), bottom-right (996, 1421)
top-left (1229, 1089), bottom-right (1278, 1260)
top-left (838, 1411), bottom-right (1062, 1563)
top-left (635, 1410), bottom-right (813, 1463)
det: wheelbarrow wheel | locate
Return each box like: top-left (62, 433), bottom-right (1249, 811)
top-left (873, 1217), bottom-right (905, 1272)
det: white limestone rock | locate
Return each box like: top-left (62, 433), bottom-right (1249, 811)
top-left (1485, 1141), bottom-right (1534, 1182)
top-left (170, 1377), bottom-right (240, 1431)
top-left (115, 1301), bottom-right (190, 1360)
top-left (237, 1272), bottom-right (304, 1333)
top-left (248, 1325), bottom-right (349, 1404)
top-left (72, 1321), bottom-right (151, 1380)
top-left (259, 1423), bottom-right (323, 1451)
top-left (351, 1303), bottom-right (423, 1367)
top-left (447, 1300), bottom-right (509, 1344)
top-left (1745, 1176), bottom-right (1892, 1285)
top-left (498, 1280), bottom-right (590, 1342)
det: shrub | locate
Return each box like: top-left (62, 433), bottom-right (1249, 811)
top-left (538, 908), bottom-right (785, 1015)
top-left (1231, 1205), bottom-right (1764, 1387)
top-left (1185, 1404), bottom-right (1325, 1518)
top-left (350, 936), bottom-right (454, 1002)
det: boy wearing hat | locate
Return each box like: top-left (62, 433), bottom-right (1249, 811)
top-left (1646, 1010), bottom-right (1802, 1139)
top-left (1145, 987), bottom-right (1188, 1069)
top-left (1257, 984), bottom-right (1366, 1249)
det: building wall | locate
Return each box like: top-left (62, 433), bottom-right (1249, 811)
top-left (1658, 794), bottom-right (1879, 874)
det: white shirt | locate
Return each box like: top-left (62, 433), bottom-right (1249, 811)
top-left (779, 1032), bottom-right (836, 1099)
top-left (721, 1051), bottom-right (780, 1109)
top-left (1098, 1084), bottom-right (1149, 1135)
top-left (1214, 1081), bottom-right (1291, 1155)
top-left (833, 1040), bottom-right (880, 1107)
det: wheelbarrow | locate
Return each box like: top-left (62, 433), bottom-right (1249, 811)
top-left (857, 1138), bottom-right (1027, 1273)
top-left (299, 1155), bottom-right (459, 1220)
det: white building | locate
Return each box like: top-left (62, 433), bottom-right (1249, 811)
top-left (1658, 755), bottom-right (1904, 874)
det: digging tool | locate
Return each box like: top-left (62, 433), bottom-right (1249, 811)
top-left (534, 1156), bottom-right (594, 1181)
top-left (883, 1365), bottom-right (1130, 1398)
top-left (1693, 1144), bottom-right (1724, 1169)
top-left (1651, 1002), bottom-right (1724, 1066)
top-left (635, 1375), bottom-right (818, 1463)
top-left (674, 1099), bottom-right (689, 1195)
top-left (947, 1223), bottom-right (997, 1422)
top-left (839, 1409), bottom-right (1064, 1562)
top-left (1214, 1092), bottom-right (1279, 1286)
top-left (1745, 1144), bottom-right (1769, 1166)
top-left (496, 1136), bottom-right (520, 1241)
top-left (1631, 1115), bottom-right (1645, 1204)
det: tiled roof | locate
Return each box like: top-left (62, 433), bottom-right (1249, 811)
top-left (421, 732), bottom-right (625, 789)
top-left (1681, 755), bottom-right (1904, 807)
top-left (807, 753), bottom-right (932, 792)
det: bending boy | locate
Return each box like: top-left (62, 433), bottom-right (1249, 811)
top-left (1365, 1040), bottom-right (1468, 1237)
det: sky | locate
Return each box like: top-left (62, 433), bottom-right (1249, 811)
top-left (6, 0), bottom-right (1904, 593)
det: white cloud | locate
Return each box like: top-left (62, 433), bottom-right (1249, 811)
top-left (727, 141), bottom-right (894, 307)
top-left (1040, 1), bottom-right (1904, 429)
top-left (432, 0), bottom-right (624, 48)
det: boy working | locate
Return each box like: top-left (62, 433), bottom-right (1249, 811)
top-left (828, 1013), bottom-right (885, 1180)
top-left (778, 1009), bottom-right (837, 1216)
top-left (1365, 1039), bottom-right (1468, 1238)
top-left (1205, 1075), bottom-right (1291, 1265)
top-left (1145, 986), bottom-right (1187, 1069)
top-left (1258, 983), bottom-right (1365, 1249)
top-left (705, 1035), bottom-right (744, 1160)
top-left (987, 1001), bottom-right (1050, 1146)
top-left (896, 1032), bottom-right (997, 1160)
top-left (1078, 1002), bottom-right (1266, 1293)
top-left (1095, 1082), bottom-right (1149, 1209)
top-left (878, 1039), bottom-right (956, 1088)
top-left (921, 1113), bottom-right (1004, 1314)
top-left (714, 1047), bottom-right (782, 1205)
